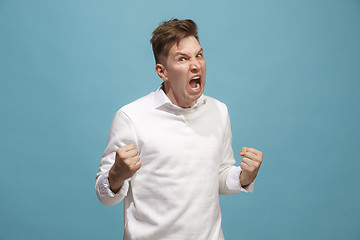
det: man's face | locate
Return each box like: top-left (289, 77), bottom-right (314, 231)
top-left (157, 36), bottom-right (206, 108)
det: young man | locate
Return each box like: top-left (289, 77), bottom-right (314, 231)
top-left (95, 19), bottom-right (263, 240)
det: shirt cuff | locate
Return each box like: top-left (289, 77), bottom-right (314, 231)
top-left (226, 166), bottom-right (254, 193)
top-left (97, 171), bottom-right (129, 198)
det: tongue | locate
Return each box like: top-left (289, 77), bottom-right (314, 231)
top-left (189, 79), bottom-right (198, 88)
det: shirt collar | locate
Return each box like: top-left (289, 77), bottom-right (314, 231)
top-left (154, 84), bottom-right (207, 110)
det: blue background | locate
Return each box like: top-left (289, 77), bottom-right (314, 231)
top-left (1, 0), bottom-right (359, 239)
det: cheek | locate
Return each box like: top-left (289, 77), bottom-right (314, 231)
top-left (202, 61), bottom-right (207, 71)
top-left (169, 66), bottom-right (186, 76)
top-left (173, 68), bottom-right (189, 81)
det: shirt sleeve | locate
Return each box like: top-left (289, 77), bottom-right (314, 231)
top-left (95, 171), bottom-right (130, 206)
top-left (226, 166), bottom-right (254, 193)
top-left (95, 109), bottom-right (139, 206)
top-left (218, 107), bottom-right (254, 194)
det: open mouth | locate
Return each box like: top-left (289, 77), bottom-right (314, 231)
top-left (189, 76), bottom-right (201, 92)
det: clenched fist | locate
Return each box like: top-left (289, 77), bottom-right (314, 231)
top-left (108, 144), bottom-right (142, 193)
top-left (239, 147), bottom-right (263, 187)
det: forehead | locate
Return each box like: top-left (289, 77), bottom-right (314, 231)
top-left (168, 36), bottom-right (202, 55)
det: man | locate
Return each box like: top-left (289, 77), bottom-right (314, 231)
top-left (95, 19), bottom-right (263, 239)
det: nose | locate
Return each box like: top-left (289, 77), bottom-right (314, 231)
top-left (190, 60), bottom-right (200, 73)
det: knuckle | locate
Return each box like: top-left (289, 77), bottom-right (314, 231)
top-left (129, 164), bottom-right (139, 172)
top-left (131, 150), bottom-right (138, 157)
top-left (120, 159), bottom-right (129, 167)
top-left (249, 148), bottom-right (257, 154)
top-left (119, 152), bottom-right (127, 159)
top-left (116, 148), bottom-right (122, 155)
top-left (240, 163), bottom-right (249, 171)
top-left (124, 159), bottom-right (132, 166)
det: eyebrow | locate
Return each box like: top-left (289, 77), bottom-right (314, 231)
top-left (174, 48), bottom-right (203, 57)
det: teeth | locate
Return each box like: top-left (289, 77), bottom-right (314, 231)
top-left (192, 83), bottom-right (200, 90)
top-left (190, 76), bottom-right (201, 90)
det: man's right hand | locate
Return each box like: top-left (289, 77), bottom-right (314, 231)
top-left (108, 144), bottom-right (142, 193)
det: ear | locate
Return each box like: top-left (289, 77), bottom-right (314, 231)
top-left (155, 63), bottom-right (168, 81)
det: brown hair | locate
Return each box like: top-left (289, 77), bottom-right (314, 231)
top-left (150, 19), bottom-right (199, 64)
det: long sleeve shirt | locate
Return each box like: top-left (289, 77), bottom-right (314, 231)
top-left (95, 87), bottom-right (254, 240)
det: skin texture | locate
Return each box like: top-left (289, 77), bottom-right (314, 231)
top-left (108, 144), bottom-right (141, 193)
top-left (108, 36), bottom-right (263, 192)
top-left (155, 36), bottom-right (206, 108)
top-left (239, 147), bottom-right (263, 187)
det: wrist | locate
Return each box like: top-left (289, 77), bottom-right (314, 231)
top-left (239, 171), bottom-right (253, 187)
top-left (108, 168), bottom-right (125, 193)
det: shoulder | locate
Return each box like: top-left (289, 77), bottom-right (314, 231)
top-left (109, 91), bottom-right (156, 124)
top-left (119, 91), bottom-right (156, 114)
top-left (203, 95), bottom-right (229, 113)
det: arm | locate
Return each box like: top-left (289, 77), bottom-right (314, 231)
top-left (218, 110), bottom-right (250, 194)
top-left (218, 109), bottom-right (262, 194)
top-left (95, 110), bottom-right (141, 206)
top-left (108, 144), bottom-right (141, 193)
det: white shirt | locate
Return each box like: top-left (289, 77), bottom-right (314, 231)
top-left (95, 87), bottom-right (254, 240)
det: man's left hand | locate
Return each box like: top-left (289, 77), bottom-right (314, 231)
top-left (239, 147), bottom-right (263, 187)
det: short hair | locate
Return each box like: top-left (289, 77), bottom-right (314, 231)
top-left (150, 19), bottom-right (199, 64)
